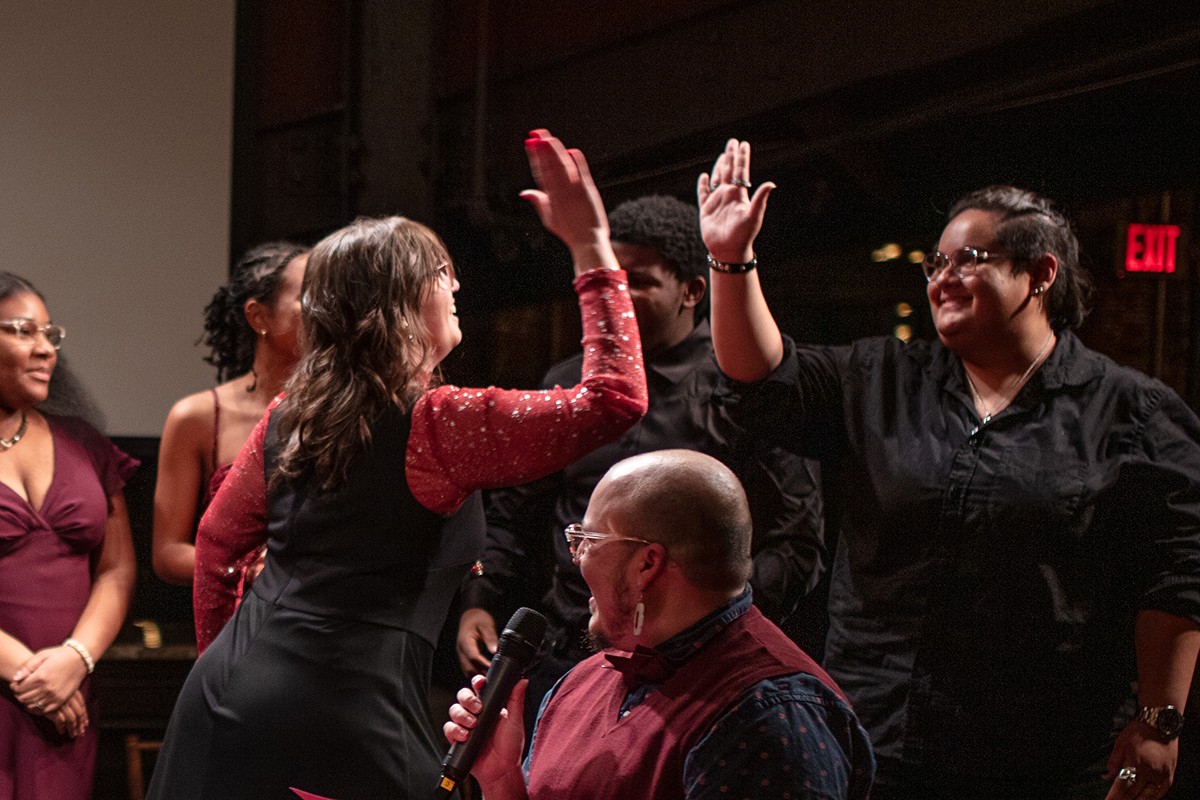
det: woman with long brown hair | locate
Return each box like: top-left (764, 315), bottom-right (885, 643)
top-left (147, 130), bottom-right (648, 799)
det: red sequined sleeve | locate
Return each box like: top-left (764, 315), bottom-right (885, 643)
top-left (193, 398), bottom-right (277, 652)
top-left (407, 268), bottom-right (647, 513)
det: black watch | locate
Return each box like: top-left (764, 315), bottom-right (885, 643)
top-left (1136, 705), bottom-right (1185, 741)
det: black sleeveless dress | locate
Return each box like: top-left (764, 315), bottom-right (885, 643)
top-left (148, 407), bottom-right (484, 799)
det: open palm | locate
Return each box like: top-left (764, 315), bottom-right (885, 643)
top-left (697, 139), bottom-right (774, 263)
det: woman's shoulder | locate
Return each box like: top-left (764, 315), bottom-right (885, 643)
top-left (797, 334), bottom-right (935, 373)
top-left (45, 414), bottom-right (139, 485)
top-left (44, 413), bottom-right (105, 445)
top-left (162, 388), bottom-right (218, 443)
top-left (1052, 333), bottom-right (1197, 428)
top-left (1056, 333), bottom-right (1166, 395)
top-left (166, 387), bottom-right (218, 422)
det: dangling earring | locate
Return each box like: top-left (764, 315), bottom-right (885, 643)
top-left (401, 318), bottom-right (413, 341)
top-left (632, 597), bottom-right (644, 637)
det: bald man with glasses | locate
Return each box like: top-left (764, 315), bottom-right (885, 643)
top-left (446, 450), bottom-right (874, 800)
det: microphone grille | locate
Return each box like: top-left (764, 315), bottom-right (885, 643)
top-left (501, 607), bottom-right (547, 649)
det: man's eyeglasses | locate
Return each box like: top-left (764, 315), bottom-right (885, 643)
top-left (0, 319), bottom-right (66, 349)
top-left (922, 247), bottom-right (1011, 282)
top-left (564, 524), bottom-right (652, 561)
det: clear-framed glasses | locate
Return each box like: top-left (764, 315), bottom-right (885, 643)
top-left (922, 247), bottom-right (1010, 282)
top-left (0, 318), bottom-right (65, 349)
top-left (564, 523), bottom-right (652, 561)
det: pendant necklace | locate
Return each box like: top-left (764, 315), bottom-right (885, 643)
top-left (965, 331), bottom-right (1055, 432)
top-left (0, 410), bottom-right (28, 450)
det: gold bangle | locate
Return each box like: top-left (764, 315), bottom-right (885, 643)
top-left (63, 638), bottom-right (95, 674)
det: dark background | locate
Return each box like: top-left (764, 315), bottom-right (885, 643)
top-left (95, 1), bottom-right (1200, 797)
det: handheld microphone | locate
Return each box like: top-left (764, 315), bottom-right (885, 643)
top-left (435, 607), bottom-right (546, 798)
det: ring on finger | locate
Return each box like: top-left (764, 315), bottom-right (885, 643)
top-left (1117, 767), bottom-right (1136, 783)
top-left (730, 178), bottom-right (751, 189)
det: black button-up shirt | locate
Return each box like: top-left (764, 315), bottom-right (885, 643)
top-left (724, 330), bottom-right (1200, 791)
top-left (462, 320), bottom-right (825, 657)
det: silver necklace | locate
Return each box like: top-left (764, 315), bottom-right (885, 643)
top-left (964, 331), bottom-right (1056, 428)
top-left (0, 411), bottom-right (28, 450)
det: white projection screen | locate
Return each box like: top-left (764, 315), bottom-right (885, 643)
top-left (1, 1), bottom-right (237, 436)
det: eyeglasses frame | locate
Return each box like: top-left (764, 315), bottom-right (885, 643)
top-left (922, 247), bottom-right (1014, 282)
top-left (0, 318), bottom-right (66, 349)
top-left (564, 523), bottom-right (653, 563)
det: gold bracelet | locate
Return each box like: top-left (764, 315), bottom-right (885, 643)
top-left (63, 638), bottom-right (95, 674)
top-left (706, 253), bottom-right (757, 274)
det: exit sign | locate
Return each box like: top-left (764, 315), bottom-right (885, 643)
top-left (1125, 223), bottom-right (1181, 274)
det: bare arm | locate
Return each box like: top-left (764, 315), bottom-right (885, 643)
top-left (194, 407), bottom-right (272, 651)
top-left (697, 139), bottom-right (784, 382)
top-left (1104, 609), bottom-right (1200, 798)
top-left (0, 629), bottom-right (34, 682)
top-left (153, 393), bottom-right (212, 584)
top-left (11, 494), bottom-right (136, 711)
top-left (1136, 609), bottom-right (1200, 713)
top-left (69, 492), bottom-right (137, 659)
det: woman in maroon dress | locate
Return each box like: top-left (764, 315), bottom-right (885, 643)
top-left (0, 272), bottom-right (138, 799)
top-left (146, 130), bottom-right (648, 799)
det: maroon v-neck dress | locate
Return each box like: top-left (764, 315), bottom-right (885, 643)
top-left (0, 416), bottom-right (137, 800)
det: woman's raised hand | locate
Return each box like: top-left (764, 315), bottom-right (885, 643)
top-left (521, 129), bottom-right (618, 275)
top-left (697, 139), bottom-right (775, 264)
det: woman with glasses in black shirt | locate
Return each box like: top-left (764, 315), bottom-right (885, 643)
top-left (698, 139), bottom-right (1200, 800)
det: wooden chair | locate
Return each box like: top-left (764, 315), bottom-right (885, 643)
top-left (125, 734), bottom-right (162, 800)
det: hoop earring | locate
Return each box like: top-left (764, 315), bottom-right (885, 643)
top-left (632, 598), bottom-right (644, 637)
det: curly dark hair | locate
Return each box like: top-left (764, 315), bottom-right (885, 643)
top-left (608, 195), bottom-right (708, 319)
top-left (1, 272), bottom-right (105, 429)
top-left (201, 242), bottom-right (309, 381)
top-left (948, 186), bottom-right (1093, 331)
top-left (273, 217), bottom-right (449, 491)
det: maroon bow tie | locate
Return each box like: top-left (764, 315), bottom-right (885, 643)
top-left (604, 646), bottom-right (675, 684)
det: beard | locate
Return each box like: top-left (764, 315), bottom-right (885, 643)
top-left (584, 571), bottom-right (639, 653)
top-left (585, 627), bottom-right (610, 653)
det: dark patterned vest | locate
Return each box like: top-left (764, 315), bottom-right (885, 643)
top-left (526, 605), bottom-right (846, 800)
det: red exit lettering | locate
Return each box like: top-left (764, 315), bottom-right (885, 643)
top-left (1126, 223), bottom-right (1181, 273)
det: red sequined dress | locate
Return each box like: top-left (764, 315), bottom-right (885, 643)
top-left (146, 268), bottom-right (646, 800)
top-left (0, 416), bottom-right (138, 800)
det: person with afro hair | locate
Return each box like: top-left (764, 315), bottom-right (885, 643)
top-left (457, 194), bottom-right (827, 739)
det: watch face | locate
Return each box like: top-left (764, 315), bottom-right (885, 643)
top-left (1158, 707), bottom-right (1185, 738)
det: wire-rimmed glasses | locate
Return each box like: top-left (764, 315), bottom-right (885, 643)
top-left (922, 247), bottom-right (1011, 282)
top-left (564, 523), bottom-right (652, 562)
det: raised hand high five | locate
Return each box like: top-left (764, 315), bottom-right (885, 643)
top-left (697, 138), bottom-right (775, 265)
top-left (521, 129), bottom-right (619, 276)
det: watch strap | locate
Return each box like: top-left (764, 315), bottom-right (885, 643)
top-left (1136, 705), bottom-right (1184, 740)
